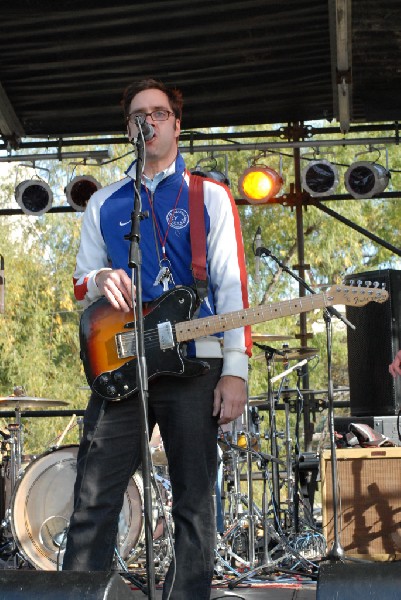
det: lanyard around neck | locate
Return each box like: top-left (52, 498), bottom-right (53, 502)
top-left (144, 177), bottom-right (184, 260)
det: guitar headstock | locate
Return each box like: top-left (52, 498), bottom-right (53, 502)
top-left (326, 281), bottom-right (389, 307)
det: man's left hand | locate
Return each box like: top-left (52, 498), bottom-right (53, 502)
top-left (213, 375), bottom-right (247, 425)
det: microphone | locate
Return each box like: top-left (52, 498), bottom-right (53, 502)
top-left (135, 116), bottom-right (154, 141)
top-left (254, 226), bottom-right (262, 283)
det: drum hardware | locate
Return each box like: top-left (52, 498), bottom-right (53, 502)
top-left (123, 468), bottom-right (173, 574)
top-left (276, 385), bottom-right (305, 532)
top-left (77, 416), bottom-right (84, 441)
top-left (256, 346), bottom-right (283, 529)
top-left (6, 416), bottom-right (24, 503)
top-left (242, 394), bottom-right (257, 567)
top-left (53, 414), bottom-right (76, 448)
top-left (253, 346), bottom-right (319, 362)
top-left (251, 333), bottom-right (294, 343)
top-left (219, 345), bottom-right (322, 585)
top-left (216, 408), bottom-right (265, 573)
top-left (269, 386), bottom-right (349, 396)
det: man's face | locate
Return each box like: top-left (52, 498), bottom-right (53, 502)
top-left (127, 88), bottom-right (181, 169)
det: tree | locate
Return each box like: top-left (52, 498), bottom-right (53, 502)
top-left (0, 127), bottom-right (400, 456)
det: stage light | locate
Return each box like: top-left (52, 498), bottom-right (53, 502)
top-left (190, 168), bottom-right (230, 186)
top-left (191, 155), bottom-right (230, 186)
top-left (65, 175), bottom-right (102, 212)
top-left (238, 166), bottom-right (283, 204)
top-left (344, 161), bottom-right (390, 199)
top-left (15, 180), bottom-right (53, 216)
top-left (301, 160), bottom-right (339, 197)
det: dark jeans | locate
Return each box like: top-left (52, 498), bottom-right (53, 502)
top-left (63, 359), bottom-right (222, 600)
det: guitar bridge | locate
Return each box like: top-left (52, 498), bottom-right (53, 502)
top-left (116, 331), bottom-right (136, 359)
top-left (158, 321), bottom-right (175, 350)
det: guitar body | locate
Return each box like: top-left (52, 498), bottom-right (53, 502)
top-left (80, 286), bottom-right (210, 401)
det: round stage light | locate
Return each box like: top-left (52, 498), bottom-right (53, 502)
top-left (190, 168), bottom-right (230, 186)
top-left (344, 161), bottom-right (390, 199)
top-left (301, 160), bottom-right (339, 197)
top-left (65, 175), bottom-right (101, 212)
top-left (238, 166), bottom-right (283, 204)
top-left (15, 180), bottom-right (53, 216)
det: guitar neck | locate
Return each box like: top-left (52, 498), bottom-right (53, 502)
top-left (175, 292), bottom-right (330, 342)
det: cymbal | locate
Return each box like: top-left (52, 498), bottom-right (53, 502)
top-left (0, 396), bottom-right (69, 409)
top-left (251, 333), bottom-right (294, 342)
top-left (253, 347), bottom-right (318, 362)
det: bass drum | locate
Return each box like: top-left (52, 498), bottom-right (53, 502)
top-left (10, 445), bottom-right (147, 570)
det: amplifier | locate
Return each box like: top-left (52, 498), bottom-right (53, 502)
top-left (333, 416), bottom-right (401, 447)
top-left (321, 447), bottom-right (401, 560)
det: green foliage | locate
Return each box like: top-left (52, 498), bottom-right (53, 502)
top-left (0, 127), bottom-right (400, 459)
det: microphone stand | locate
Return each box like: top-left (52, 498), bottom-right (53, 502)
top-left (255, 245), bottom-right (355, 331)
top-left (256, 244), bottom-right (360, 563)
top-left (125, 127), bottom-right (156, 598)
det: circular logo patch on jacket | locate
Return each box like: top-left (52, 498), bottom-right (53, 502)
top-left (167, 208), bottom-right (189, 229)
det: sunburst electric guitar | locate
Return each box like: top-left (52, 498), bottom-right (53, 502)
top-left (79, 283), bottom-right (388, 401)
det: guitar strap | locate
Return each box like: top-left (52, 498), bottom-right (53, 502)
top-left (189, 174), bottom-right (208, 302)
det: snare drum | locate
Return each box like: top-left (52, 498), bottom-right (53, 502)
top-left (10, 445), bottom-right (149, 570)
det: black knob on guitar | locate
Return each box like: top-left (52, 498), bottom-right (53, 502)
top-left (113, 371), bottom-right (124, 383)
top-left (106, 385), bottom-right (117, 397)
top-left (99, 374), bottom-right (110, 386)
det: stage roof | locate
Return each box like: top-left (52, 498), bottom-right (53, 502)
top-left (0, 1), bottom-right (400, 145)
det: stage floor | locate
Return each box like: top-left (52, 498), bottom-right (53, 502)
top-left (128, 582), bottom-right (317, 599)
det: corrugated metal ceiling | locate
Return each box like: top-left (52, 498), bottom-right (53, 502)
top-left (0, 1), bottom-right (400, 144)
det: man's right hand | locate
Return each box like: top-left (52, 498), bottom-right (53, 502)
top-left (95, 268), bottom-right (133, 312)
top-left (389, 349), bottom-right (401, 378)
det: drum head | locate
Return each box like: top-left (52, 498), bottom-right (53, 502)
top-left (11, 445), bottom-right (144, 570)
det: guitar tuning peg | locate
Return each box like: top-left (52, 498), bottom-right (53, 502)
top-left (373, 281), bottom-right (379, 288)
top-left (364, 280), bottom-right (372, 288)
top-left (348, 279), bottom-right (354, 286)
top-left (357, 279), bottom-right (363, 287)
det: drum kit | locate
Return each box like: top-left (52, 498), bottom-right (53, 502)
top-left (0, 333), bottom-right (344, 581)
top-left (0, 394), bottom-right (173, 574)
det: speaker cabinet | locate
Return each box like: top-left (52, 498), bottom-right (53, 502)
top-left (317, 561), bottom-right (401, 599)
top-left (344, 269), bottom-right (401, 416)
top-left (321, 447), bottom-right (401, 560)
top-left (0, 571), bottom-right (134, 600)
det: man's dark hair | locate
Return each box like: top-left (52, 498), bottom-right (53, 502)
top-left (122, 78), bottom-right (183, 121)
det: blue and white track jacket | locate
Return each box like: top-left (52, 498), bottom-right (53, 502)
top-left (73, 153), bottom-right (251, 380)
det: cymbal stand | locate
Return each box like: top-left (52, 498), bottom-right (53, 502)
top-left (282, 393), bottom-right (296, 531)
top-left (255, 344), bottom-right (284, 529)
top-left (242, 396), bottom-right (256, 567)
top-left (7, 408), bottom-right (23, 503)
top-left (274, 358), bottom-right (295, 532)
top-left (228, 420), bottom-right (245, 523)
top-left (0, 409), bottom-right (23, 567)
top-left (274, 364), bottom-right (305, 533)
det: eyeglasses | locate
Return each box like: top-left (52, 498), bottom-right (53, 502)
top-left (127, 110), bottom-right (174, 124)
